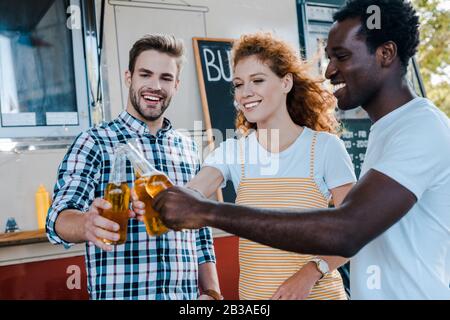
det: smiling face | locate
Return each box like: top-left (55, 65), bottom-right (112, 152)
top-left (125, 50), bottom-right (179, 122)
top-left (325, 18), bottom-right (382, 111)
top-left (232, 55), bottom-right (292, 125)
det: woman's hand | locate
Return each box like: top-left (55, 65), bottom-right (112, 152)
top-left (270, 262), bottom-right (321, 300)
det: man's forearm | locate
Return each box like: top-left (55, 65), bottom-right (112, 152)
top-left (201, 170), bottom-right (418, 258)
top-left (205, 201), bottom-right (356, 258)
top-left (54, 209), bottom-right (87, 244)
top-left (156, 171), bottom-right (417, 258)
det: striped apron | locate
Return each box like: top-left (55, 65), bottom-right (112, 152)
top-left (236, 132), bottom-right (347, 300)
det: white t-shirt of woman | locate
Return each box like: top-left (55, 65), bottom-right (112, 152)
top-left (203, 127), bottom-right (356, 201)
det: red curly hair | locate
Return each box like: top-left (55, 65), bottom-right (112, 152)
top-left (232, 32), bottom-right (339, 135)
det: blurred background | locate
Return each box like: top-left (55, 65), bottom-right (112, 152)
top-left (413, 0), bottom-right (450, 116)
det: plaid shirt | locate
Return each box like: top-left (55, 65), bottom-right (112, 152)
top-left (46, 111), bottom-right (216, 300)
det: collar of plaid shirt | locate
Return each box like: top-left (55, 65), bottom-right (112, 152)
top-left (118, 111), bottom-right (173, 137)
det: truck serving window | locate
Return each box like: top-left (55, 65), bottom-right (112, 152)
top-left (0, 0), bottom-right (90, 140)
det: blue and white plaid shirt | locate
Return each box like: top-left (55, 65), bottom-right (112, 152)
top-left (46, 111), bottom-right (216, 300)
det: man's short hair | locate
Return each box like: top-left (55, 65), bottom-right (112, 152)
top-left (333, 0), bottom-right (420, 73)
top-left (128, 34), bottom-right (185, 77)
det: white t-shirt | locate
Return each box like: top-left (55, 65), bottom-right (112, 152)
top-left (351, 97), bottom-right (450, 300)
top-left (203, 127), bottom-right (356, 200)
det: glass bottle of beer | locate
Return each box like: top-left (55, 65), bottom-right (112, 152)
top-left (101, 148), bottom-right (130, 245)
top-left (120, 139), bottom-right (172, 236)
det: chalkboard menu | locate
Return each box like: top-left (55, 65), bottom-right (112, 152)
top-left (193, 38), bottom-right (237, 203)
top-left (340, 118), bottom-right (372, 178)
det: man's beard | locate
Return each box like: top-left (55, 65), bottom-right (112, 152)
top-left (129, 86), bottom-right (172, 122)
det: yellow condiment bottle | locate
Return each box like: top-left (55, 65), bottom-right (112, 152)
top-left (35, 184), bottom-right (50, 230)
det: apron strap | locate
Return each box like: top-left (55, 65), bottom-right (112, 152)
top-left (239, 138), bottom-right (245, 179)
top-left (309, 132), bottom-right (318, 178)
top-left (240, 131), bottom-right (318, 179)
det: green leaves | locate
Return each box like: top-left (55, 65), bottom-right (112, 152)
top-left (413, 0), bottom-right (450, 116)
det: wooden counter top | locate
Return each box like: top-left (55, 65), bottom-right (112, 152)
top-left (0, 228), bottom-right (230, 248)
top-left (0, 229), bottom-right (232, 266)
top-left (0, 229), bottom-right (49, 247)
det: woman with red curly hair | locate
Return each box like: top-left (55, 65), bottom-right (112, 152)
top-left (136, 32), bottom-right (357, 300)
top-left (189, 33), bottom-right (356, 300)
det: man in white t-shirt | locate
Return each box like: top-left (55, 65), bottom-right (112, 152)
top-left (350, 96), bottom-right (450, 299)
top-left (152, 0), bottom-right (450, 299)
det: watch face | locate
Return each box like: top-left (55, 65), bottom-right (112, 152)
top-left (318, 260), bottom-right (329, 273)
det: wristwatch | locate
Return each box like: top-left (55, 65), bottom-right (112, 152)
top-left (311, 258), bottom-right (330, 279)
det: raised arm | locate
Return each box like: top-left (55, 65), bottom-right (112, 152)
top-left (153, 169), bottom-right (416, 258)
top-left (132, 166), bottom-right (224, 219)
top-left (46, 132), bottom-right (124, 251)
top-left (186, 166), bottom-right (225, 199)
top-left (54, 200), bottom-right (123, 252)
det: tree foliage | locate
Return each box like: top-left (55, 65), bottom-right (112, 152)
top-left (412, 0), bottom-right (450, 116)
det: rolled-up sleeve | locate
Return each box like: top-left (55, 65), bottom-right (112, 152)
top-left (196, 226), bottom-right (216, 265)
top-left (190, 141), bottom-right (216, 264)
top-left (46, 132), bottom-right (101, 248)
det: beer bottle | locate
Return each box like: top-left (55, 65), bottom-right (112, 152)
top-left (101, 148), bottom-right (130, 245)
top-left (119, 139), bottom-right (172, 236)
